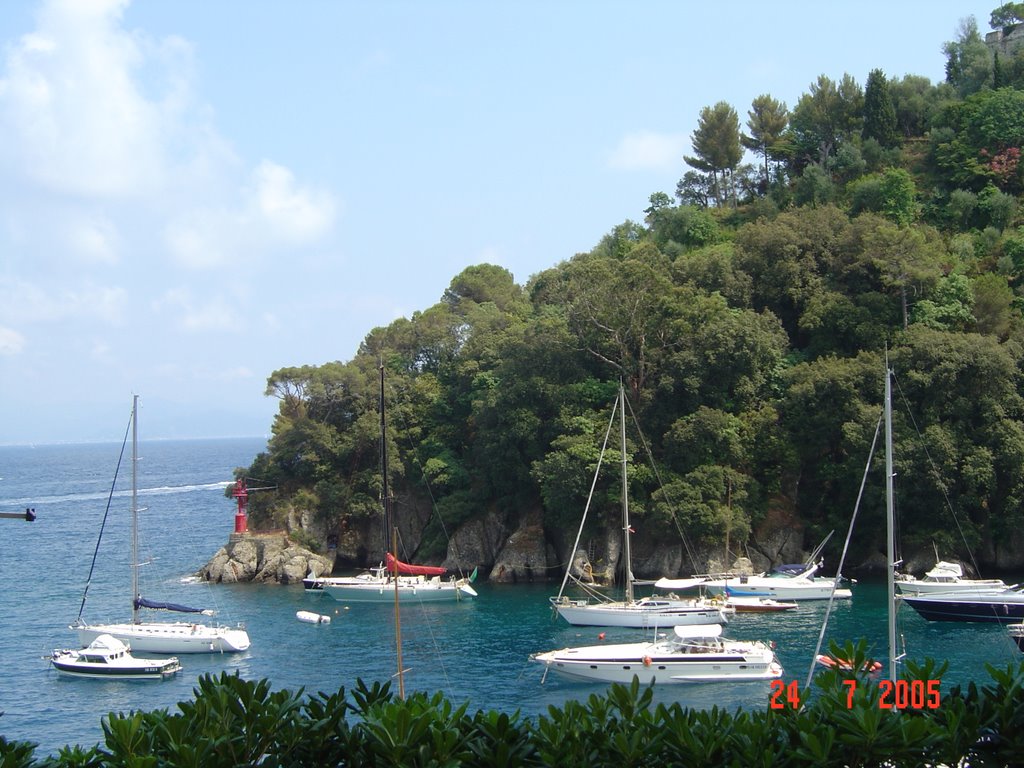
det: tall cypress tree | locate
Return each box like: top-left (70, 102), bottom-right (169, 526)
top-left (863, 69), bottom-right (899, 147)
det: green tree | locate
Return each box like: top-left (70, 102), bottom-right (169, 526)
top-left (991, 2), bottom-right (1024, 30)
top-left (741, 94), bottom-right (789, 183)
top-left (685, 101), bottom-right (743, 207)
top-left (864, 221), bottom-right (946, 329)
top-left (943, 16), bottom-right (993, 97)
top-left (878, 167), bottom-right (920, 226)
top-left (862, 69), bottom-right (899, 148)
top-left (788, 73), bottom-right (863, 170)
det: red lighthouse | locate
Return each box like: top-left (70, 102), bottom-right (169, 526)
top-left (232, 478), bottom-right (249, 534)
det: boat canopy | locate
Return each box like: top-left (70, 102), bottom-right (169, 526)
top-left (135, 596), bottom-right (210, 614)
top-left (653, 577), bottom-right (706, 591)
top-left (673, 623), bottom-right (723, 639)
top-left (386, 552), bottom-right (446, 576)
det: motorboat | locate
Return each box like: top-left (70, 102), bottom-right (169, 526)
top-left (691, 561), bottom-right (852, 601)
top-left (724, 596), bottom-right (798, 612)
top-left (901, 587), bottom-right (1024, 623)
top-left (895, 560), bottom-right (1008, 595)
top-left (50, 634), bottom-right (181, 680)
top-left (530, 623), bottom-right (782, 684)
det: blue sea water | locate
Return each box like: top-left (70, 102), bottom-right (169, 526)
top-left (1, 437), bottom-right (1022, 757)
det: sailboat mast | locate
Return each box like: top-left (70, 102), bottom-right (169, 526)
top-left (380, 364), bottom-right (390, 555)
top-left (620, 382), bottom-right (633, 604)
top-left (131, 394), bottom-right (139, 625)
top-left (884, 363), bottom-right (898, 682)
top-left (380, 364), bottom-right (405, 696)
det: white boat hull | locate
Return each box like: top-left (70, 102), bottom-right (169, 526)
top-left (703, 579), bottom-right (850, 601)
top-left (553, 598), bottom-right (731, 628)
top-left (51, 654), bottom-right (180, 680)
top-left (895, 580), bottom-right (1009, 595)
top-left (320, 573), bottom-right (477, 603)
top-left (75, 622), bottom-right (251, 654)
top-left (532, 632), bottom-right (782, 684)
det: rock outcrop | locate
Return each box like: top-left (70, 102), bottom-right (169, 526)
top-left (198, 531), bottom-right (333, 585)
top-left (485, 510), bottom-right (551, 583)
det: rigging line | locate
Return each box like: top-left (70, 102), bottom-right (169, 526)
top-left (620, 387), bottom-right (702, 574)
top-left (386, 377), bottom-right (472, 579)
top-left (557, 393), bottom-right (618, 601)
top-left (76, 404), bottom-right (134, 622)
top-left (805, 409), bottom-right (884, 693)
top-left (891, 372), bottom-right (982, 577)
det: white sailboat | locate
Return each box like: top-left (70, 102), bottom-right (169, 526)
top-left (549, 382), bottom-right (731, 628)
top-left (72, 396), bottom-right (250, 654)
top-left (318, 365), bottom-right (478, 604)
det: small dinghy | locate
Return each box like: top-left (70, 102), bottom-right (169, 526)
top-left (296, 610), bottom-right (331, 624)
top-left (50, 634), bottom-right (181, 680)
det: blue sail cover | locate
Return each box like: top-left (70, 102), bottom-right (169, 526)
top-left (134, 596), bottom-right (207, 614)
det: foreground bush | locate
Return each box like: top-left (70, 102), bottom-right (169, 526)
top-left (3, 647), bottom-right (1023, 767)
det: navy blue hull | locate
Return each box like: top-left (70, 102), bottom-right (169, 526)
top-left (902, 596), bottom-right (1024, 623)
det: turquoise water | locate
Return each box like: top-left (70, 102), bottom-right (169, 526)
top-left (1, 439), bottom-right (1021, 757)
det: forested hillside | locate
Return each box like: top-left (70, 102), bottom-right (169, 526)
top-left (238, 6), bottom-right (1024, 578)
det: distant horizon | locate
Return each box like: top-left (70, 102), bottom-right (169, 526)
top-left (0, 434), bottom-right (270, 449)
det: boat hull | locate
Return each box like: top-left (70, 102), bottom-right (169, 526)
top-left (75, 622), bottom-right (251, 653)
top-left (704, 580), bottom-right (850, 601)
top-left (532, 641), bottom-right (781, 684)
top-left (51, 656), bottom-right (180, 680)
top-left (901, 594), bottom-right (1024, 623)
top-left (553, 599), bottom-right (730, 628)
top-left (895, 581), bottom-right (1009, 595)
top-left (322, 577), bottom-right (476, 603)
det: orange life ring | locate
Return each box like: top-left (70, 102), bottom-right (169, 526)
top-left (642, 655), bottom-right (652, 667)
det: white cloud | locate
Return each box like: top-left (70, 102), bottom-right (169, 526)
top-left (67, 214), bottom-right (120, 265)
top-left (608, 131), bottom-right (689, 172)
top-left (0, 277), bottom-right (125, 325)
top-left (0, 0), bottom-right (337, 278)
top-left (0, 326), bottom-right (26, 354)
top-left (248, 160), bottom-right (337, 243)
top-left (0, 0), bottom-right (165, 198)
top-left (153, 288), bottom-right (242, 333)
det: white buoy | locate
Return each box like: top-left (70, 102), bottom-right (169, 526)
top-left (296, 610), bottom-right (331, 624)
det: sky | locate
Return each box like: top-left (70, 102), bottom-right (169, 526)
top-left (0, 0), bottom-right (997, 444)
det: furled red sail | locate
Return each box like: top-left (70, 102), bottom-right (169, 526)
top-left (386, 552), bottom-right (446, 576)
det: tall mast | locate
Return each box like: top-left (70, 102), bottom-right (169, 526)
top-left (885, 360), bottom-right (898, 682)
top-left (380, 363), bottom-right (405, 697)
top-left (130, 394), bottom-right (139, 625)
top-left (380, 363), bottom-right (390, 555)
top-left (620, 382), bottom-right (633, 604)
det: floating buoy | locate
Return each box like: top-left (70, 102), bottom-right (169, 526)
top-left (642, 655), bottom-right (652, 667)
top-left (296, 610), bottom-right (331, 624)
top-left (598, 632), bottom-right (606, 641)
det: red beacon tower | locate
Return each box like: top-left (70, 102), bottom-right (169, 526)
top-left (232, 478), bottom-right (249, 534)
